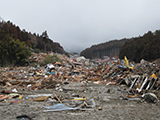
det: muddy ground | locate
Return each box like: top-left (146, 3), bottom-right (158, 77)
top-left (0, 82), bottom-right (160, 120)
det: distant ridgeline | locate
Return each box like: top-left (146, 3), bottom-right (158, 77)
top-left (119, 31), bottom-right (160, 63)
top-left (80, 39), bottom-right (127, 59)
top-left (80, 30), bottom-right (160, 63)
top-left (0, 20), bottom-right (67, 66)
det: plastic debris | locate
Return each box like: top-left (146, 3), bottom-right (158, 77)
top-left (43, 103), bottom-right (80, 112)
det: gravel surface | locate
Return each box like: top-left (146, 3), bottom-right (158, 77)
top-left (0, 83), bottom-right (160, 120)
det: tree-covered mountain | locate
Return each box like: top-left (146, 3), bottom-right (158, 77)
top-left (81, 30), bottom-right (160, 63)
top-left (80, 39), bottom-right (127, 59)
top-left (119, 30), bottom-right (160, 63)
top-left (0, 20), bottom-right (67, 66)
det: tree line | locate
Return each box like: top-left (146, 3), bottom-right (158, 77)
top-left (0, 21), bottom-right (31, 66)
top-left (0, 20), bottom-right (66, 66)
top-left (80, 29), bottom-right (160, 63)
top-left (80, 39), bottom-right (127, 59)
top-left (119, 30), bottom-right (160, 63)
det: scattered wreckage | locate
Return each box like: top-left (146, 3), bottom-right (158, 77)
top-left (0, 53), bottom-right (160, 117)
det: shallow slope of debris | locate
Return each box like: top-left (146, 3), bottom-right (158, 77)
top-left (0, 53), bottom-right (160, 120)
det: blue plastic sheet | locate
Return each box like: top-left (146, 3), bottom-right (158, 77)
top-left (43, 103), bottom-right (80, 112)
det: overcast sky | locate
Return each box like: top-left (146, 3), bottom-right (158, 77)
top-left (1, 0), bottom-right (160, 53)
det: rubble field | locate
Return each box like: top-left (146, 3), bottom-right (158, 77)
top-left (1, 83), bottom-right (160, 120)
top-left (0, 53), bottom-right (160, 120)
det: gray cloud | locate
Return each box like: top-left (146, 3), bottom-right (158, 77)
top-left (1, 0), bottom-right (160, 53)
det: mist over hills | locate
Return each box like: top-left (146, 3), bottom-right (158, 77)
top-left (80, 39), bottom-right (127, 59)
top-left (1, 19), bottom-right (160, 64)
top-left (80, 30), bottom-right (160, 63)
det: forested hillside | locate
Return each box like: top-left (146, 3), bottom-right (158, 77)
top-left (80, 39), bottom-right (127, 59)
top-left (119, 30), bottom-right (160, 62)
top-left (81, 30), bottom-right (160, 63)
top-left (0, 20), bottom-right (67, 66)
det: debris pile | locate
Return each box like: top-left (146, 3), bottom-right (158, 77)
top-left (1, 53), bottom-right (160, 116)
